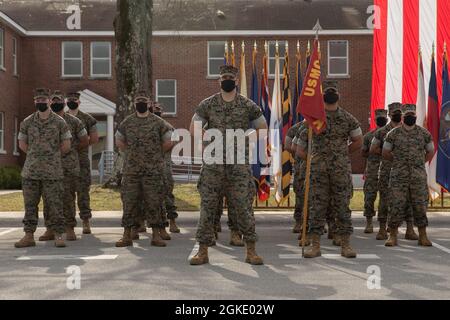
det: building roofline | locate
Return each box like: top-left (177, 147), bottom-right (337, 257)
top-left (1, 10), bottom-right (373, 37)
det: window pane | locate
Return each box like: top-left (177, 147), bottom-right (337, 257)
top-left (64, 42), bottom-right (82, 58)
top-left (209, 59), bottom-right (223, 76)
top-left (329, 58), bottom-right (348, 75)
top-left (269, 42), bottom-right (286, 58)
top-left (64, 60), bottom-right (82, 75)
top-left (0, 29), bottom-right (3, 46)
top-left (92, 42), bottom-right (110, 58)
top-left (158, 80), bottom-right (175, 96)
top-left (92, 59), bottom-right (110, 75)
top-left (209, 42), bottom-right (225, 59)
top-left (157, 97), bottom-right (176, 114)
top-left (329, 41), bottom-right (347, 58)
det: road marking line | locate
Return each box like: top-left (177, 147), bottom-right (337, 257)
top-left (188, 243), bottom-right (199, 260)
top-left (0, 228), bottom-right (20, 237)
top-left (432, 242), bottom-right (450, 254)
top-left (215, 243), bottom-right (234, 251)
top-left (16, 254), bottom-right (118, 261)
top-left (279, 253), bottom-right (380, 260)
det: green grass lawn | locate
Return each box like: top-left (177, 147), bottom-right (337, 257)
top-left (0, 184), bottom-right (449, 212)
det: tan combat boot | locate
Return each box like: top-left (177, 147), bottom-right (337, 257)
top-left (55, 234), bottom-right (66, 248)
top-left (292, 220), bottom-right (302, 233)
top-left (229, 230), bottom-right (244, 247)
top-left (405, 222), bottom-right (419, 240)
top-left (169, 219), bottom-right (180, 233)
top-left (66, 227), bottom-right (77, 241)
top-left (14, 232), bottom-right (36, 248)
top-left (418, 226), bottom-right (432, 246)
top-left (364, 217), bottom-right (374, 234)
top-left (38, 228), bottom-right (55, 241)
top-left (332, 233), bottom-right (342, 246)
top-left (341, 234), bottom-right (357, 258)
top-left (159, 227), bottom-right (172, 241)
top-left (385, 226), bottom-right (398, 247)
top-left (376, 222), bottom-right (388, 240)
top-left (115, 228), bottom-right (133, 247)
top-left (304, 233), bottom-right (321, 258)
top-left (82, 219), bottom-right (91, 234)
top-left (245, 242), bottom-right (264, 265)
top-left (190, 244), bottom-right (209, 265)
top-left (151, 228), bottom-right (167, 247)
top-left (130, 228), bottom-right (139, 240)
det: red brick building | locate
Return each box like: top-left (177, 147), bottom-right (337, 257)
top-left (0, 0), bottom-right (373, 173)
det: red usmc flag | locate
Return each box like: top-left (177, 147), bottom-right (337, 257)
top-left (296, 39), bottom-right (326, 134)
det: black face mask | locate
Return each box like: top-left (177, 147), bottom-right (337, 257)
top-left (67, 101), bottom-right (79, 110)
top-left (221, 80), bottom-right (236, 93)
top-left (391, 112), bottom-right (402, 123)
top-left (135, 102), bottom-right (149, 114)
top-left (376, 117), bottom-right (388, 127)
top-left (51, 103), bottom-right (65, 113)
top-left (323, 92), bottom-right (339, 104)
top-left (36, 103), bottom-right (48, 112)
top-left (403, 115), bottom-right (417, 126)
top-left (154, 112), bottom-right (162, 117)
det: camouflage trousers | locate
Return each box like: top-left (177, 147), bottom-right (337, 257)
top-left (43, 174), bottom-right (79, 228)
top-left (22, 179), bottom-right (65, 234)
top-left (293, 163), bottom-right (306, 222)
top-left (77, 164), bottom-right (92, 220)
top-left (363, 173), bottom-right (379, 218)
top-left (378, 171), bottom-right (413, 223)
top-left (388, 171), bottom-right (429, 228)
top-left (121, 174), bottom-right (165, 228)
top-left (308, 164), bottom-right (353, 236)
top-left (196, 165), bottom-right (257, 246)
top-left (213, 196), bottom-right (240, 232)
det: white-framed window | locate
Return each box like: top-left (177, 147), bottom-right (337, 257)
top-left (0, 112), bottom-right (5, 153)
top-left (328, 40), bottom-right (349, 77)
top-left (208, 41), bottom-right (226, 77)
top-left (13, 116), bottom-right (19, 155)
top-left (0, 28), bottom-right (4, 70)
top-left (268, 41), bottom-right (287, 77)
top-left (12, 37), bottom-right (17, 76)
top-left (62, 41), bottom-right (83, 77)
top-left (90, 41), bottom-right (111, 78)
top-left (156, 80), bottom-right (177, 115)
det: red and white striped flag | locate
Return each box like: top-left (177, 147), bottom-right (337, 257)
top-left (370, 0), bottom-right (450, 129)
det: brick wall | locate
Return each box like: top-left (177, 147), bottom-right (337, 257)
top-left (3, 33), bottom-right (373, 173)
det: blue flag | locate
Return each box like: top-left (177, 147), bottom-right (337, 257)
top-left (437, 52), bottom-right (450, 192)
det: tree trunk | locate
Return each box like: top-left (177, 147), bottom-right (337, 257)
top-left (114, 0), bottom-right (153, 126)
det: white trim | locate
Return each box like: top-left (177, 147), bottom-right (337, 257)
top-left (327, 40), bottom-right (349, 77)
top-left (90, 41), bottom-right (112, 78)
top-left (156, 79), bottom-right (177, 116)
top-left (207, 40), bottom-right (226, 77)
top-left (62, 41), bottom-right (83, 78)
top-left (0, 111), bottom-right (4, 152)
top-left (22, 29), bottom-right (373, 37)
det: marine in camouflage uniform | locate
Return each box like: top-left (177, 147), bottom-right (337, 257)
top-left (66, 92), bottom-right (98, 235)
top-left (370, 103), bottom-right (417, 241)
top-left (189, 65), bottom-right (267, 265)
top-left (285, 121), bottom-right (306, 233)
top-left (115, 90), bottom-right (174, 248)
top-left (15, 88), bottom-right (72, 248)
top-left (382, 104), bottom-right (434, 247)
top-left (361, 109), bottom-right (388, 234)
top-left (296, 86), bottom-right (363, 258)
top-left (41, 91), bottom-right (88, 242)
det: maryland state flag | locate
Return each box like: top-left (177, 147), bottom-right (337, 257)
top-left (296, 39), bottom-right (326, 134)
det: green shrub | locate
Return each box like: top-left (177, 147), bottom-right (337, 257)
top-left (0, 166), bottom-right (22, 190)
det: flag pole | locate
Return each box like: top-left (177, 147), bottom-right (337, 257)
top-left (301, 20), bottom-right (322, 257)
